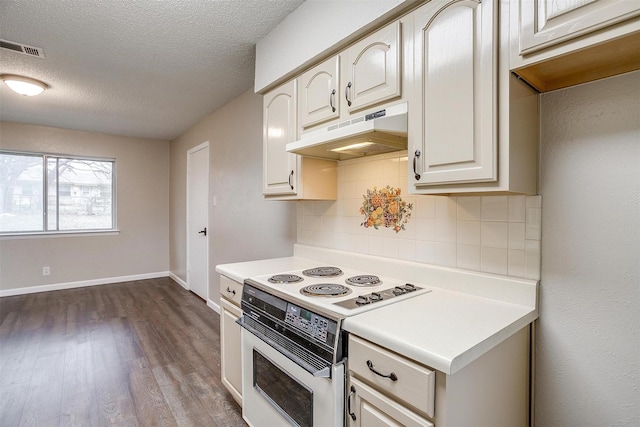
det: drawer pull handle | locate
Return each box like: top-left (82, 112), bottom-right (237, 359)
top-left (347, 385), bottom-right (357, 420)
top-left (226, 287), bottom-right (236, 296)
top-left (366, 360), bottom-right (398, 381)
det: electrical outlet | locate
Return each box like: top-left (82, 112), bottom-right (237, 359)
top-left (42, 266), bottom-right (50, 276)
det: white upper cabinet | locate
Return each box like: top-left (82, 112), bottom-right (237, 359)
top-left (298, 20), bottom-right (404, 135)
top-left (409, 0), bottom-right (539, 195)
top-left (299, 56), bottom-right (341, 129)
top-left (517, 0), bottom-right (640, 55)
top-left (510, 0), bottom-right (640, 92)
top-left (410, 0), bottom-right (497, 186)
top-left (263, 80), bottom-right (337, 200)
top-left (342, 20), bottom-right (402, 114)
top-left (263, 80), bottom-right (298, 197)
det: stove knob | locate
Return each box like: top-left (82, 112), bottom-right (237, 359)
top-left (370, 292), bottom-right (383, 302)
top-left (355, 295), bottom-right (370, 305)
top-left (393, 286), bottom-right (405, 296)
top-left (404, 283), bottom-right (417, 292)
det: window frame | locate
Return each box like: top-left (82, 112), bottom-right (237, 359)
top-left (0, 149), bottom-right (117, 237)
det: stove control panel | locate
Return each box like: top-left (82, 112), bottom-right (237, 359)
top-left (285, 304), bottom-right (337, 343)
top-left (335, 284), bottom-right (424, 309)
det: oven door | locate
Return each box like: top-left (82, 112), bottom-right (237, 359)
top-left (241, 327), bottom-right (345, 427)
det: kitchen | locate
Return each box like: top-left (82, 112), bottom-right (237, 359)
top-left (1, 1), bottom-right (638, 426)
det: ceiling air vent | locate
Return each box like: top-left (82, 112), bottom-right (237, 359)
top-left (0, 39), bottom-right (45, 58)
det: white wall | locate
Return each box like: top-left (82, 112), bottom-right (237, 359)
top-left (170, 89), bottom-right (297, 306)
top-left (536, 71), bottom-right (640, 425)
top-left (0, 121), bottom-right (170, 293)
top-left (255, 0), bottom-right (410, 91)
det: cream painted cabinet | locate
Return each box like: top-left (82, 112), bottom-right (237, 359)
top-left (299, 56), bottom-right (341, 129)
top-left (263, 80), bottom-right (337, 200)
top-left (263, 80), bottom-right (298, 196)
top-left (517, 0), bottom-right (640, 55)
top-left (510, 0), bottom-right (640, 91)
top-left (348, 328), bottom-right (532, 427)
top-left (298, 20), bottom-right (403, 134)
top-left (348, 334), bottom-right (435, 426)
top-left (348, 377), bottom-right (434, 427)
top-left (219, 275), bottom-right (243, 405)
top-left (342, 20), bottom-right (402, 114)
top-left (409, 0), bottom-right (539, 194)
top-left (410, 0), bottom-right (497, 187)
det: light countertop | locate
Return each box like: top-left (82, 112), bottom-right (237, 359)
top-left (215, 256), bottom-right (316, 284)
top-left (342, 289), bottom-right (536, 375)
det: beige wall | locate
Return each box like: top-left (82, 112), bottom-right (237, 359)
top-left (536, 71), bottom-right (639, 425)
top-left (170, 88), bottom-right (296, 305)
top-left (0, 121), bottom-right (170, 291)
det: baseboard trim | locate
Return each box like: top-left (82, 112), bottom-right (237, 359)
top-left (0, 271), bottom-right (171, 297)
top-left (207, 299), bottom-right (220, 314)
top-left (169, 272), bottom-right (188, 290)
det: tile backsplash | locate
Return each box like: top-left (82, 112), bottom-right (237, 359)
top-left (297, 151), bottom-right (541, 280)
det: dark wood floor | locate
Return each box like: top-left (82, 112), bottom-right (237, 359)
top-left (0, 277), bottom-right (246, 427)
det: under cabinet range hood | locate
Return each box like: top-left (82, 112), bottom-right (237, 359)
top-left (286, 102), bottom-right (408, 161)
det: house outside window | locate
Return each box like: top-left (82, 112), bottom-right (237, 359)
top-left (0, 151), bottom-right (116, 234)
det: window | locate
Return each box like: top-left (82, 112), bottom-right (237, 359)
top-left (0, 151), bottom-right (116, 234)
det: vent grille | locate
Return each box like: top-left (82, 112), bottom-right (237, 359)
top-left (0, 39), bottom-right (45, 58)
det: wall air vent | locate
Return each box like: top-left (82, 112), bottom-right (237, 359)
top-left (0, 39), bottom-right (45, 58)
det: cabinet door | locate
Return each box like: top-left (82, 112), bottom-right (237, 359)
top-left (263, 80), bottom-right (298, 196)
top-left (299, 56), bottom-right (340, 129)
top-left (517, 0), bottom-right (640, 55)
top-left (348, 377), bottom-right (434, 427)
top-left (343, 20), bottom-right (401, 113)
top-left (220, 298), bottom-right (242, 405)
top-left (411, 0), bottom-right (497, 187)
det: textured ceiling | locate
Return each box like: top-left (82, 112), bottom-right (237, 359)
top-left (0, 0), bottom-right (305, 141)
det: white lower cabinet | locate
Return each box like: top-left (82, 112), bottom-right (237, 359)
top-left (348, 377), bottom-right (434, 427)
top-left (219, 275), bottom-right (243, 405)
top-left (347, 327), bottom-right (531, 427)
top-left (348, 334), bottom-right (435, 426)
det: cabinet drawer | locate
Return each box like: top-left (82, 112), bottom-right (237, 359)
top-left (348, 334), bottom-right (435, 418)
top-left (219, 275), bottom-right (242, 306)
top-left (348, 376), bottom-right (434, 427)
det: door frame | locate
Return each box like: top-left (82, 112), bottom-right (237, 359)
top-left (186, 141), bottom-right (209, 301)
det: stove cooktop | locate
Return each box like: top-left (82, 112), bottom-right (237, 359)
top-left (249, 266), bottom-right (432, 317)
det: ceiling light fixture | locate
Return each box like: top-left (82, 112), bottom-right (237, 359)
top-left (0, 74), bottom-right (49, 96)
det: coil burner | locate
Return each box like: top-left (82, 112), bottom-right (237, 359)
top-left (302, 266), bottom-right (344, 278)
top-left (300, 284), bottom-right (352, 297)
top-left (268, 274), bottom-right (304, 284)
top-left (345, 275), bottom-right (382, 287)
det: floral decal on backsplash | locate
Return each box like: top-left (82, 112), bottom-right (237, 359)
top-left (360, 186), bottom-right (413, 233)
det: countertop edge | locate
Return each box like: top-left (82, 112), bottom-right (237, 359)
top-left (343, 303), bottom-right (538, 375)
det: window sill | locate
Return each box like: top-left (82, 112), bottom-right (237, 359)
top-left (0, 230), bottom-right (120, 240)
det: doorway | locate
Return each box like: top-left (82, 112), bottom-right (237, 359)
top-left (186, 141), bottom-right (209, 301)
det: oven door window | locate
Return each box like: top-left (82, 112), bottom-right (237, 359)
top-left (253, 349), bottom-right (313, 427)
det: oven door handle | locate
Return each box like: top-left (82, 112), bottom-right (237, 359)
top-left (237, 315), bottom-right (332, 378)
